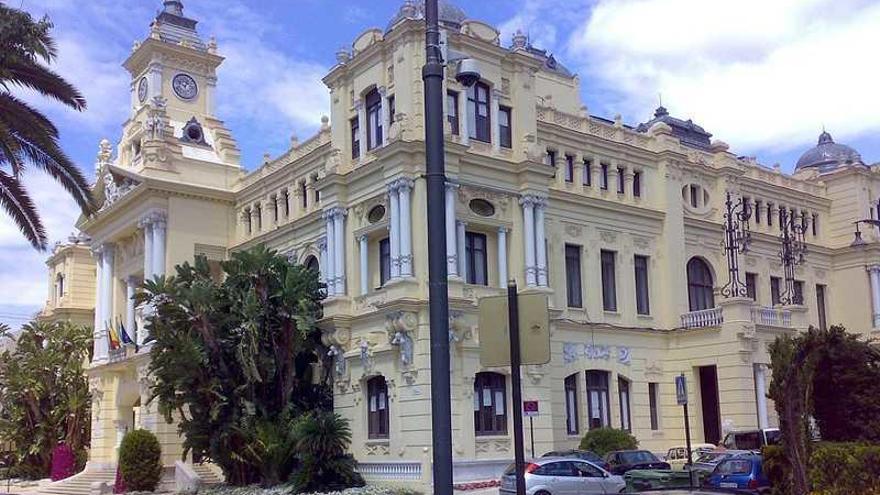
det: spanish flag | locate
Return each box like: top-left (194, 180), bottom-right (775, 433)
top-left (106, 320), bottom-right (121, 350)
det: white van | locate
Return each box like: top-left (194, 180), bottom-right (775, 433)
top-left (721, 428), bottom-right (780, 450)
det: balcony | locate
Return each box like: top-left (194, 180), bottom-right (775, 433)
top-left (751, 306), bottom-right (792, 327)
top-left (681, 302), bottom-right (799, 330)
top-left (680, 307), bottom-right (723, 328)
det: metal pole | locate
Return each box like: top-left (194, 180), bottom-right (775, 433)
top-left (508, 281), bottom-right (526, 495)
top-left (423, 1), bottom-right (453, 493)
top-left (684, 401), bottom-right (694, 489)
top-left (529, 416), bottom-right (535, 459)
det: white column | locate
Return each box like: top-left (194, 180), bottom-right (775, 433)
top-left (319, 238), bottom-right (329, 290)
top-left (97, 243), bottom-right (115, 362)
top-left (356, 99), bottom-right (367, 159)
top-left (445, 183), bottom-right (458, 277)
top-left (324, 212), bottom-right (336, 295)
top-left (125, 276), bottom-right (137, 345)
top-left (535, 198), bottom-right (548, 287)
top-left (148, 63), bottom-right (162, 101)
top-left (458, 89), bottom-right (469, 146)
top-left (141, 219), bottom-right (153, 279)
top-left (497, 227), bottom-right (508, 288)
top-left (399, 179), bottom-right (413, 277)
top-left (457, 220), bottom-right (467, 281)
top-left (388, 182), bottom-right (401, 279)
top-left (522, 196), bottom-right (537, 287)
top-left (754, 364), bottom-right (769, 430)
top-left (333, 208), bottom-right (346, 295)
top-left (92, 248), bottom-right (104, 362)
top-left (380, 87), bottom-right (390, 146)
top-left (491, 89), bottom-right (501, 152)
top-left (870, 266), bottom-right (880, 327)
top-left (151, 213), bottom-right (166, 278)
top-left (359, 235), bottom-right (369, 295)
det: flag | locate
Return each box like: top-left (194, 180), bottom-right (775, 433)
top-left (118, 316), bottom-right (134, 346)
top-left (106, 320), bottom-right (120, 350)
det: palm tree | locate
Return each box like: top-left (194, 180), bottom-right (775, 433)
top-left (0, 4), bottom-right (95, 250)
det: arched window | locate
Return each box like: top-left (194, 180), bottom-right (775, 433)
top-left (365, 88), bottom-right (382, 151)
top-left (304, 255), bottom-right (319, 274)
top-left (687, 257), bottom-right (715, 311)
top-left (366, 376), bottom-right (389, 439)
top-left (474, 372), bottom-right (507, 435)
top-left (585, 370), bottom-right (610, 429)
top-left (55, 273), bottom-right (64, 301)
top-left (618, 376), bottom-right (631, 432)
top-left (564, 373), bottom-right (579, 435)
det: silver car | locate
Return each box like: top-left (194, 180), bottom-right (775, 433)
top-left (499, 457), bottom-right (625, 495)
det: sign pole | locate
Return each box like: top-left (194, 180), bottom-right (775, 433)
top-left (529, 416), bottom-right (535, 459)
top-left (508, 281), bottom-right (526, 495)
top-left (677, 373), bottom-right (694, 489)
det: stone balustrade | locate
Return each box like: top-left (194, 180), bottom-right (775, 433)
top-left (680, 307), bottom-right (724, 329)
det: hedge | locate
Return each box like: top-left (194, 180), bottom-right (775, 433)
top-left (578, 428), bottom-right (638, 456)
top-left (764, 442), bottom-right (880, 495)
top-left (118, 429), bottom-right (162, 492)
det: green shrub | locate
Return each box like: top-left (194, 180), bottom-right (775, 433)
top-left (118, 429), bottom-right (162, 491)
top-left (578, 428), bottom-right (638, 456)
top-left (8, 462), bottom-right (46, 480)
top-left (291, 412), bottom-right (364, 492)
top-left (762, 445), bottom-right (791, 495)
top-left (809, 442), bottom-right (880, 495)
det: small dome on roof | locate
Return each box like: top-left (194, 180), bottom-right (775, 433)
top-left (795, 131), bottom-right (864, 172)
top-left (386, 0), bottom-right (467, 31)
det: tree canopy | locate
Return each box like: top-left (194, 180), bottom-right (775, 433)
top-left (138, 246), bottom-right (333, 485)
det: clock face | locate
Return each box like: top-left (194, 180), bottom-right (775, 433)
top-left (137, 77), bottom-right (148, 103)
top-left (172, 73), bottom-right (198, 100)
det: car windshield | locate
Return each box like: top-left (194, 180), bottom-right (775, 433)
top-left (575, 451), bottom-right (601, 461)
top-left (620, 451), bottom-right (657, 463)
top-left (695, 452), bottom-right (727, 464)
top-left (716, 459), bottom-right (752, 475)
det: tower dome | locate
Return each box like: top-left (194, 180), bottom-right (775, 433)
top-left (386, 0), bottom-right (467, 31)
top-left (795, 131), bottom-right (864, 172)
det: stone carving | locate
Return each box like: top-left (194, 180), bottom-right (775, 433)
top-left (144, 96), bottom-right (167, 141)
top-left (564, 223), bottom-right (583, 237)
top-left (563, 342), bottom-right (632, 365)
top-left (359, 339), bottom-right (373, 373)
top-left (632, 236), bottom-right (650, 250)
top-left (100, 169), bottom-right (138, 211)
top-left (599, 230), bottom-right (618, 244)
top-left (328, 345), bottom-right (347, 377)
top-left (390, 331), bottom-right (414, 367)
top-left (365, 443), bottom-right (390, 456)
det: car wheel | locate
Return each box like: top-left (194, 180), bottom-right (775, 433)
top-left (535, 490), bottom-right (551, 495)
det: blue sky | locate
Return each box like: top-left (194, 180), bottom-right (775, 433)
top-left (2, 0), bottom-right (879, 329)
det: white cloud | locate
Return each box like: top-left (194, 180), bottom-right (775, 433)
top-left (562, 0), bottom-right (880, 154)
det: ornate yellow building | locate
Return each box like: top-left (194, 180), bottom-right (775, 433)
top-left (38, 0), bottom-right (880, 491)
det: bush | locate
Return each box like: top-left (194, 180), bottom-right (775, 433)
top-left (118, 429), bottom-right (162, 491)
top-left (7, 462), bottom-right (46, 480)
top-left (578, 428), bottom-right (638, 456)
top-left (50, 444), bottom-right (76, 481)
top-left (291, 412), bottom-right (364, 493)
top-left (762, 445), bottom-right (791, 495)
top-left (809, 442), bottom-right (880, 495)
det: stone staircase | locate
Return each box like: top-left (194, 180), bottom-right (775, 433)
top-left (191, 462), bottom-right (224, 485)
top-left (34, 466), bottom-right (115, 495)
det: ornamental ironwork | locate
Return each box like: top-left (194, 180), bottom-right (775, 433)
top-left (720, 191), bottom-right (753, 298)
top-left (778, 207), bottom-right (808, 305)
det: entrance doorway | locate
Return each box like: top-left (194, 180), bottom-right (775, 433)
top-left (698, 365), bottom-right (721, 445)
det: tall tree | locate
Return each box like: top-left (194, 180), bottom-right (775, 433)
top-left (0, 4), bottom-right (95, 250)
top-left (0, 320), bottom-right (92, 477)
top-left (139, 246), bottom-right (331, 485)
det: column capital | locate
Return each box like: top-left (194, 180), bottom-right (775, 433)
top-left (387, 180), bottom-right (400, 194)
top-left (868, 264), bottom-right (880, 274)
top-left (318, 237), bottom-right (328, 250)
top-left (396, 177), bottom-right (415, 192)
top-left (520, 194), bottom-right (548, 207)
top-left (456, 219), bottom-right (468, 228)
top-left (445, 181), bottom-right (460, 191)
top-left (357, 234), bottom-right (368, 243)
top-left (498, 226), bottom-right (509, 234)
top-left (102, 242), bottom-right (116, 255)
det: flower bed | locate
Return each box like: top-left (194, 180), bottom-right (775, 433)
top-left (201, 485), bottom-right (423, 495)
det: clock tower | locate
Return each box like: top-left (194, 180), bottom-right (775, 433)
top-left (118, 0), bottom-right (240, 182)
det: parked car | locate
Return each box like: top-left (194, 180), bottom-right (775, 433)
top-left (542, 449), bottom-right (611, 471)
top-left (665, 443), bottom-right (716, 469)
top-left (703, 454), bottom-right (770, 493)
top-left (686, 450), bottom-right (755, 476)
top-left (605, 450), bottom-right (671, 475)
top-left (721, 428), bottom-right (780, 450)
top-left (499, 457), bottom-right (625, 495)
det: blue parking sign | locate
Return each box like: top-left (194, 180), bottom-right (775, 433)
top-left (675, 374), bottom-right (688, 405)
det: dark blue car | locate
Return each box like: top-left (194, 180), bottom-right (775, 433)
top-left (703, 454), bottom-right (770, 493)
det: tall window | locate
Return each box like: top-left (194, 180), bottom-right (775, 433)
top-left (767, 203), bottom-right (773, 227)
top-left (55, 273), bottom-right (64, 300)
top-left (244, 207), bottom-right (252, 235)
top-left (282, 189), bottom-right (290, 217)
top-left (367, 376), bottom-right (389, 439)
top-left (754, 200), bottom-right (762, 224)
top-left (565, 374), bottom-right (579, 435)
top-left (350, 117), bottom-right (360, 159)
top-left (746, 272), bottom-right (757, 300)
top-left (564, 155), bottom-right (574, 182)
top-left (467, 81), bottom-right (491, 142)
top-left (812, 213), bottom-right (818, 236)
top-left (365, 89), bottom-right (382, 150)
top-left (300, 181), bottom-right (307, 208)
top-left (270, 195), bottom-right (278, 223)
top-left (770, 277), bottom-right (781, 306)
top-left (617, 167), bottom-right (625, 193)
top-left (793, 280), bottom-right (804, 305)
top-left (816, 284), bottom-right (827, 330)
top-left (474, 372), bottom-right (507, 435)
top-left (465, 232), bottom-right (488, 285)
top-left (633, 171), bottom-right (642, 197)
top-left (601, 250), bottom-right (617, 311)
top-left (583, 159), bottom-right (592, 186)
top-left (585, 370), bottom-right (610, 429)
top-left (499, 106), bottom-right (512, 148)
top-left (618, 377), bottom-right (631, 431)
top-left (304, 255), bottom-right (319, 274)
top-left (649, 382), bottom-right (660, 431)
top-left (546, 149), bottom-right (557, 167)
top-left (254, 203), bottom-right (262, 231)
top-left (565, 244), bottom-right (582, 308)
top-left (379, 238), bottom-right (391, 286)
top-left (600, 163), bottom-right (609, 190)
top-left (388, 95), bottom-right (395, 122)
top-left (634, 255), bottom-right (650, 315)
top-left (686, 257), bottom-right (714, 311)
top-left (447, 91), bottom-right (459, 135)
top-left (689, 185), bottom-right (699, 208)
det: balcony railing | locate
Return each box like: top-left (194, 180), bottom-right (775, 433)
top-left (357, 461), bottom-right (422, 482)
top-left (680, 307), bottom-right (724, 329)
top-left (751, 306), bottom-right (792, 328)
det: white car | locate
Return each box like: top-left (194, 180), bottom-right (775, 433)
top-left (499, 457), bottom-right (625, 495)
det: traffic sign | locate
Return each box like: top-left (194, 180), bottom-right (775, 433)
top-left (676, 374), bottom-right (688, 405)
top-left (478, 293), bottom-right (550, 366)
top-left (523, 400), bottom-right (539, 417)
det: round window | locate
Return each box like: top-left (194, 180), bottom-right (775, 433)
top-left (186, 125), bottom-right (202, 142)
top-left (367, 204), bottom-right (386, 223)
top-left (469, 198), bottom-right (496, 217)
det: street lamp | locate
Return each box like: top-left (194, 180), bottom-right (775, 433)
top-left (850, 219), bottom-right (880, 248)
top-left (720, 191), bottom-right (752, 298)
top-left (778, 208), bottom-right (808, 305)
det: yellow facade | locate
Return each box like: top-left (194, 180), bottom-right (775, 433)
top-left (41, 0), bottom-right (880, 489)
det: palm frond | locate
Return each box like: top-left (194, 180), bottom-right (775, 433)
top-left (3, 60), bottom-right (85, 111)
top-left (0, 169), bottom-right (46, 249)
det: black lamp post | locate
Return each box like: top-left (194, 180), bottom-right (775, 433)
top-left (850, 219), bottom-right (880, 247)
top-left (778, 208), bottom-right (808, 305)
top-left (720, 191), bottom-right (753, 298)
